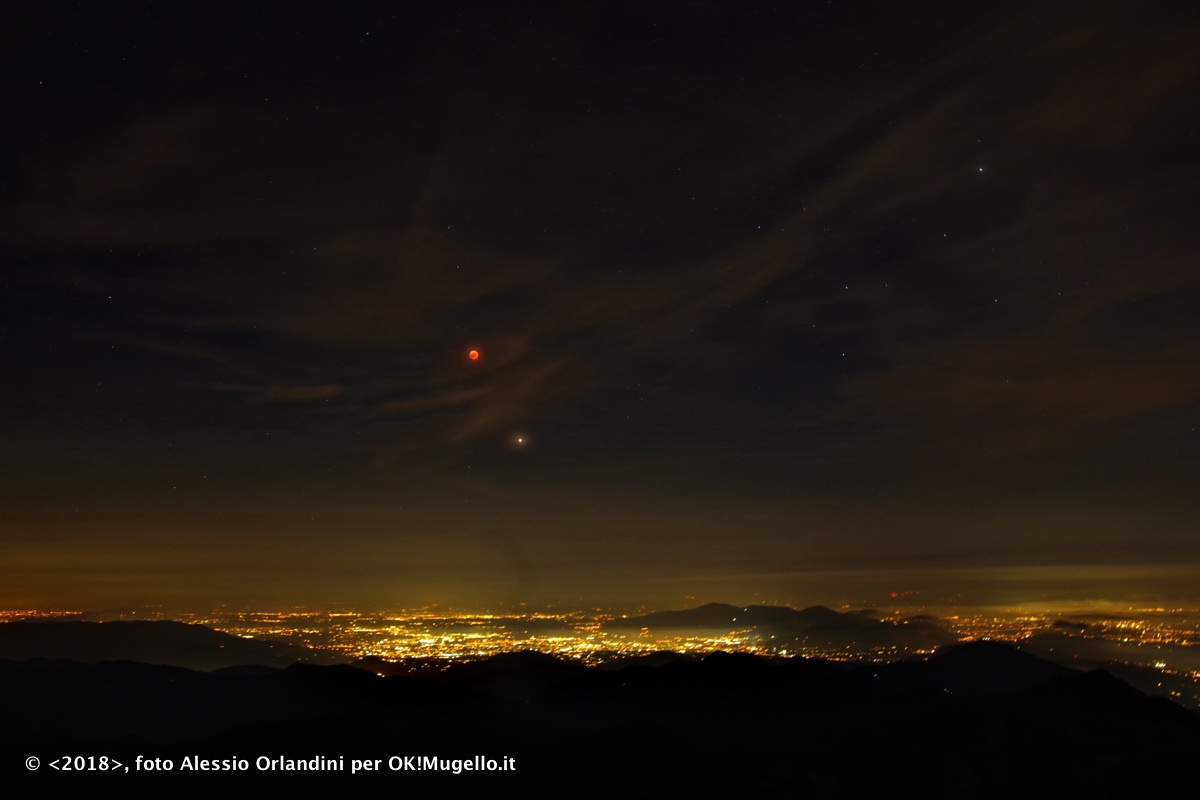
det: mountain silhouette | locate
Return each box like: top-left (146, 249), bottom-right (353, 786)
top-left (6, 622), bottom-right (1198, 794)
top-left (0, 620), bottom-right (333, 670)
top-left (602, 601), bottom-right (953, 653)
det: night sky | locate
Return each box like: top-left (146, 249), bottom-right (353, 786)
top-left (3, 2), bottom-right (1199, 611)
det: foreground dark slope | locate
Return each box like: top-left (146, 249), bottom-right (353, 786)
top-left (5, 641), bottom-right (1198, 796)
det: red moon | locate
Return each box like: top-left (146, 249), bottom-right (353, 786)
top-left (468, 349), bottom-right (480, 361)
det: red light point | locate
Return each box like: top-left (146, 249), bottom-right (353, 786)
top-left (468, 349), bottom-right (480, 361)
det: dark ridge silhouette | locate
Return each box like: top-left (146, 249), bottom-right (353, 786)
top-left (872, 639), bottom-right (1075, 694)
top-left (604, 602), bottom-right (862, 630)
top-left (596, 650), bottom-right (698, 670)
top-left (438, 649), bottom-right (589, 702)
top-left (794, 604), bottom-right (855, 626)
top-left (603, 601), bottom-right (747, 628)
top-left (1019, 630), bottom-right (1200, 707)
top-left (5, 638), bottom-right (1199, 795)
top-left (1052, 619), bottom-right (1090, 631)
top-left (0, 620), bottom-right (334, 670)
top-left (603, 602), bottom-right (954, 654)
top-left (351, 654), bottom-right (406, 676)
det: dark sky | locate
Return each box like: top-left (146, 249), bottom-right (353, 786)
top-left (3, 2), bottom-right (1199, 611)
